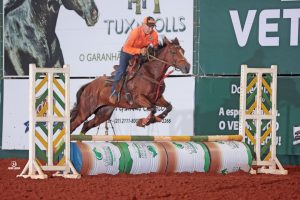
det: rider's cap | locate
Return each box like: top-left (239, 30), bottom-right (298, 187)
top-left (143, 16), bottom-right (156, 27)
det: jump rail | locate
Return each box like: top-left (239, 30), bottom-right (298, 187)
top-left (70, 134), bottom-right (243, 142)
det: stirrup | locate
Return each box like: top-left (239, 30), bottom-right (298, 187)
top-left (125, 92), bottom-right (133, 105)
top-left (110, 90), bottom-right (120, 102)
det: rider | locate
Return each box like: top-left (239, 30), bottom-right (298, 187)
top-left (109, 16), bottom-right (159, 104)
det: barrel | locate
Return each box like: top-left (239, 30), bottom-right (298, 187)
top-left (204, 141), bottom-right (253, 174)
top-left (70, 141), bottom-right (252, 175)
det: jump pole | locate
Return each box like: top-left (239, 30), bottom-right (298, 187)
top-left (70, 134), bottom-right (242, 142)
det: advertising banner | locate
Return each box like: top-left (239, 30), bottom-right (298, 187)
top-left (195, 77), bottom-right (300, 155)
top-left (199, 0), bottom-right (300, 75)
top-left (2, 0), bottom-right (194, 149)
top-left (3, 0), bottom-right (193, 77)
top-left (2, 77), bottom-right (194, 150)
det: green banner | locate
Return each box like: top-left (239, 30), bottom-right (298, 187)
top-left (199, 0), bottom-right (300, 74)
top-left (194, 77), bottom-right (300, 155)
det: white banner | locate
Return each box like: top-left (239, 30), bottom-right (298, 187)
top-left (2, 0), bottom-right (194, 149)
top-left (56, 0), bottom-right (194, 77)
top-left (2, 77), bottom-right (194, 149)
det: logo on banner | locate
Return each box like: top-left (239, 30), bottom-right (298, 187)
top-left (293, 126), bottom-right (300, 145)
top-left (128, 0), bottom-right (161, 14)
top-left (24, 96), bottom-right (63, 133)
top-left (8, 161), bottom-right (21, 170)
top-left (24, 96), bottom-right (48, 133)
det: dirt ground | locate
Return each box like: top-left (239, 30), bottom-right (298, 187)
top-left (0, 158), bottom-right (299, 200)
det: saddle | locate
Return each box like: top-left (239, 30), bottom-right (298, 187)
top-left (105, 55), bottom-right (147, 104)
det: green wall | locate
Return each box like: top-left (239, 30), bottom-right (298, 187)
top-left (194, 77), bottom-right (300, 155)
top-left (193, 0), bottom-right (300, 165)
top-left (198, 0), bottom-right (300, 75)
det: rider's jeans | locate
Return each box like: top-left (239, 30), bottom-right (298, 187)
top-left (111, 51), bottom-right (133, 94)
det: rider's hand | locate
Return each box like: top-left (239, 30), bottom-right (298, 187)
top-left (140, 48), bottom-right (147, 56)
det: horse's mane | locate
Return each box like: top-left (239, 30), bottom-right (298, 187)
top-left (155, 38), bottom-right (180, 54)
top-left (4, 0), bottom-right (26, 15)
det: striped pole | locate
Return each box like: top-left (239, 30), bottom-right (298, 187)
top-left (70, 134), bottom-right (242, 142)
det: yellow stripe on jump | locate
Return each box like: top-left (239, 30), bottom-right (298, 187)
top-left (247, 101), bottom-right (257, 115)
top-left (36, 159), bottom-right (43, 167)
top-left (245, 128), bottom-right (256, 145)
top-left (54, 106), bottom-right (63, 117)
top-left (264, 151), bottom-right (271, 161)
top-left (246, 76), bottom-right (257, 93)
top-left (113, 135), bottom-right (132, 141)
top-left (53, 78), bottom-right (65, 97)
top-left (261, 126), bottom-right (271, 144)
top-left (261, 103), bottom-right (270, 115)
top-left (57, 156), bottom-right (66, 166)
top-left (35, 130), bottom-right (48, 149)
top-left (37, 103), bottom-right (48, 117)
top-left (35, 76), bottom-right (48, 94)
top-left (227, 135), bottom-right (243, 141)
top-left (53, 128), bottom-right (65, 148)
top-left (207, 135), bottom-right (243, 142)
top-left (262, 78), bottom-right (272, 95)
top-left (169, 136), bottom-right (191, 141)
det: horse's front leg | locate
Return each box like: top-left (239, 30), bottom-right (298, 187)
top-left (155, 95), bottom-right (172, 121)
top-left (135, 95), bottom-right (156, 127)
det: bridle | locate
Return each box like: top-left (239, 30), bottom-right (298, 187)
top-left (141, 44), bottom-right (188, 101)
top-left (146, 45), bottom-right (187, 70)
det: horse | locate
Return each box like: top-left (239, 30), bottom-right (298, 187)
top-left (4, 0), bottom-right (99, 76)
top-left (70, 36), bottom-right (191, 134)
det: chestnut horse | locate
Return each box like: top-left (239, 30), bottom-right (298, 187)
top-left (70, 37), bottom-right (190, 134)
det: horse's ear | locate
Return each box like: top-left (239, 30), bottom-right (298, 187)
top-left (47, 0), bottom-right (61, 13)
top-left (163, 36), bottom-right (171, 45)
top-left (174, 37), bottom-right (180, 45)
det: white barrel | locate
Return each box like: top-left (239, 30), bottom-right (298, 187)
top-left (70, 142), bottom-right (121, 175)
top-left (114, 142), bottom-right (167, 174)
top-left (161, 142), bottom-right (210, 173)
top-left (87, 142), bottom-right (121, 175)
top-left (204, 141), bottom-right (252, 174)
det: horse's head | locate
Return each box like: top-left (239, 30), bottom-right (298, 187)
top-left (161, 37), bottom-right (190, 74)
top-left (61, 0), bottom-right (99, 26)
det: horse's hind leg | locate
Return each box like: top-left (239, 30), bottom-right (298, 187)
top-left (71, 112), bottom-right (87, 133)
top-left (80, 106), bottom-right (115, 134)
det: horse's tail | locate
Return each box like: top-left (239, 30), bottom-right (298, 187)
top-left (70, 83), bottom-right (89, 122)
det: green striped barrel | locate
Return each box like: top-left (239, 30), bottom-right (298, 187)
top-left (204, 141), bottom-right (253, 174)
top-left (161, 142), bottom-right (210, 173)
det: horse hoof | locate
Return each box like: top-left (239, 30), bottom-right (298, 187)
top-left (136, 119), bottom-right (146, 127)
top-left (154, 116), bottom-right (162, 122)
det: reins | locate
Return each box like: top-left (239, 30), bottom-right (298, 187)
top-left (143, 49), bottom-right (178, 101)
